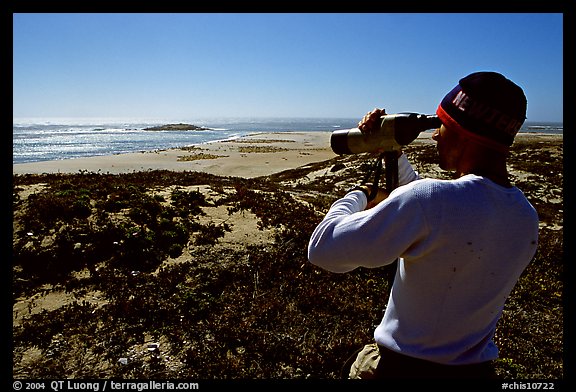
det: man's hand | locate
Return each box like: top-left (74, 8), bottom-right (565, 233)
top-left (366, 187), bottom-right (389, 209)
top-left (358, 108), bottom-right (386, 133)
top-left (358, 108), bottom-right (404, 156)
top-left (354, 183), bottom-right (389, 209)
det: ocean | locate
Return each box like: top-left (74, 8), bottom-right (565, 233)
top-left (12, 117), bottom-right (563, 165)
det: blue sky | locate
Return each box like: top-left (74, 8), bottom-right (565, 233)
top-left (13, 13), bottom-right (563, 122)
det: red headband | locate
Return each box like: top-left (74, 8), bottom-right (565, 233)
top-left (437, 104), bottom-right (510, 154)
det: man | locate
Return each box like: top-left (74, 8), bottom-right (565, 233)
top-left (307, 71), bottom-right (539, 379)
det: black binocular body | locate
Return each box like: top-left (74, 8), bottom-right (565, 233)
top-left (331, 113), bottom-right (441, 155)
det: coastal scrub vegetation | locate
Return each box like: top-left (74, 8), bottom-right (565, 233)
top-left (12, 140), bottom-right (563, 379)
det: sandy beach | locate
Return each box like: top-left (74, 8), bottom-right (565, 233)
top-left (13, 131), bottom-right (560, 178)
top-left (13, 131), bottom-right (337, 177)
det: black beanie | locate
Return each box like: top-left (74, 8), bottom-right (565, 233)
top-left (436, 72), bottom-right (527, 150)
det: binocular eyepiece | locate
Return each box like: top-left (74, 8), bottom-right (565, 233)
top-left (331, 112), bottom-right (441, 155)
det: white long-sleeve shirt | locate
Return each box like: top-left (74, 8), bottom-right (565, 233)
top-left (307, 154), bottom-right (539, 365)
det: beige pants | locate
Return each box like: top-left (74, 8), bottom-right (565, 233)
top-left (347, 342), bottom-right (497, 379)
top-left (348, 343), bottom-right (381, 379)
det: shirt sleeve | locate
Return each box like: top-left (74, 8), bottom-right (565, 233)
top-left (398, 153), bottom-right (420, 186)
top-left (307, 183), bottom-right (429, 273)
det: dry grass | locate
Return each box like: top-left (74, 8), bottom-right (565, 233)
top-left (12, 136), bottom-right (563, 380)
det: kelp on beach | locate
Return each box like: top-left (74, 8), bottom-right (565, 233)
top-left (12, 136), bottom-right (563, 379)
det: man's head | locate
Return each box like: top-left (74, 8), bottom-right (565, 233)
top-left (436, 71), bottom-right (527, 154)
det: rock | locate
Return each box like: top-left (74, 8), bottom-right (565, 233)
top-left (330, 162), bottom-right (346, 172)
top-left (143, 123), bottom-right (211, 131)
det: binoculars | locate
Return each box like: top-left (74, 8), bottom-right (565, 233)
top-left (331, 112), bottom-right (441, 155)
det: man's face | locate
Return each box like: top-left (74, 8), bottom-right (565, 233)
top-left (431, 125), bottom-right (460, 171)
